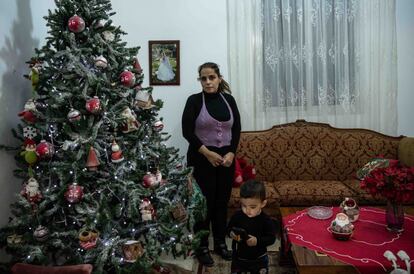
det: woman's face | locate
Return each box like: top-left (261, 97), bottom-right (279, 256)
top-left (199, 68), bottom-right (221, 94)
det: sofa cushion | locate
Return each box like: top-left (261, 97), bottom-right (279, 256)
top-left (271, 180), bottom-right (357, 206)
top-left (399, 137), bottom-right (414, 167)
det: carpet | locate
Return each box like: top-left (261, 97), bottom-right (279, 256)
top-left (196, 251), bottom-right (296, 274)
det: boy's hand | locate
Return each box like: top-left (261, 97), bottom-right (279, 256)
top-left (230, 231), bottom-right (241, 242)
top-left (246, 235), bottom-right (257, 246)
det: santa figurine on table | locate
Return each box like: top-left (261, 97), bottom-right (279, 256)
top-left (331, 213), bottom-right (354, 234)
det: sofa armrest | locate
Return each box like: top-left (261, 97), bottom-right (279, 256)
top-left (398, 137), bottom-right (414, 167)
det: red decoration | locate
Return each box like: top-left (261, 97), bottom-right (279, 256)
top-left (153, 120), bottom-right (164, 132)
top-left (111, 140), bottom-right (124, 163)
top-left (18, 99), bottom-right (37, 123)
top-left (142, 172), bottom-right (158, 188)
top-left (85, 96), bottom-right (101, 114)
top-left (65, 183), bottom-right (84, 203)
top-left (86, 146), bottom-right (100, 171)
top-left (133, 57), bottom-right (143, 74)
top-left (36, 140), bottom-right (54, 159)
top-left (18, 110), bottom-right (37, 123)
top-left (120, 70), bottom-right (135, 87)
top-left (68, 15), bottom-right (85, 33)
top-left (233, 157), bottom-right (256, 187)
top-left (359, 159), bottom-right (414, 204)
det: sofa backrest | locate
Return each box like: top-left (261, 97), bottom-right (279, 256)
top-left (237, 120), bottom-right (402, 181)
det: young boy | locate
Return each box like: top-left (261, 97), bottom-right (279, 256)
top-left (227, 179), bottom-right (276, 274)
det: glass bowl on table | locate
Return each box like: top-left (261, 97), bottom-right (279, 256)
top-left (307, 206), bottom-right (333, 220)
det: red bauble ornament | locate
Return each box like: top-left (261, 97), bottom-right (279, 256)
top-left (65, 183), bottom-right (84, 203)
top-left (68, 15), bottom-right (85, 33)
top-left (36, 140), bottom-right (54, 159)
top-left (120, 70), bottom-right (135, 87)
top-left (85, 96), bottom-right (101, 114)
top-left (142, 172), bottom-right (158, 188)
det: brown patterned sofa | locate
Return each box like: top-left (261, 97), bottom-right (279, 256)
top-left (229, 120), bottom-right (414, 210)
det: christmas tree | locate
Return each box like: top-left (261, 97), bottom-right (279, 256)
top-left (0, 0), bottom-right (205, 273)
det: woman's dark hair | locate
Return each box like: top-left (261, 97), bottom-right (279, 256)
top-left (198, 62), bottom-right (231, 94)
top-left (240, 179), bottom-right (266, 201)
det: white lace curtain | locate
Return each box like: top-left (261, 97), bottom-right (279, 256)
top-left (227, 0), bottom-right (397, 135)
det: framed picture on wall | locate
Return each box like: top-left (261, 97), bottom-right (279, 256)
top-left (148, 40), bottom-right (180, 86)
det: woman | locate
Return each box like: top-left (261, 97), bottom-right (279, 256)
top-left (182, 62), bottom-right (241, 266)
top-left (156, 51), bottom-right (175, 82)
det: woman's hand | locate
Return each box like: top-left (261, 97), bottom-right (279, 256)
top-left (199, 146), bottom-right (223, 167)
top-left (221, 152), bottom-right (235, 167)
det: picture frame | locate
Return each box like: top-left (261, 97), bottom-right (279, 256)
top-left (148, 40), bottom-right (180, 86)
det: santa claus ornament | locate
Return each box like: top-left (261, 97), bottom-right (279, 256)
top-left (36, 140), bottom-right (55, 159)
top-left (120, 107), bottom-right (140, 133)
top-left (120, 70), bottom-right (135, 87)
top-left (85, 96), bottom-right (101, 114)
top-left (68, 14), bottom-right (85, 33)
top-left (18, 99), bottom-right (37, 124)
top-left (21, 177), bottom-right (43, 204)
top-left (111, 140), bottom-right (124, 163)
top-left (65, 183), bottom-right (84, 203)
top-left (140, 198), bottom-right (156, 221)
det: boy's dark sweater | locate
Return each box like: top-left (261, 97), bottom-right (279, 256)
top-left (227, 210), bottom-right (276, 260)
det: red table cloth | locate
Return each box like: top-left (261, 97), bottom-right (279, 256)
top-left (283, 207), bottom-right (414, 274)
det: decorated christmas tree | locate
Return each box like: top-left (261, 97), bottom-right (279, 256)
top-left (0, 0), bottom-right (205, 273)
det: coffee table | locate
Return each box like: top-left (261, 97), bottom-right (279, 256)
top-left (280, 206), bottom-right (414, 274)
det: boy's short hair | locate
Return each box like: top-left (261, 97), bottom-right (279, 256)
top-left (240, 179), bottom-right (266, 201)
